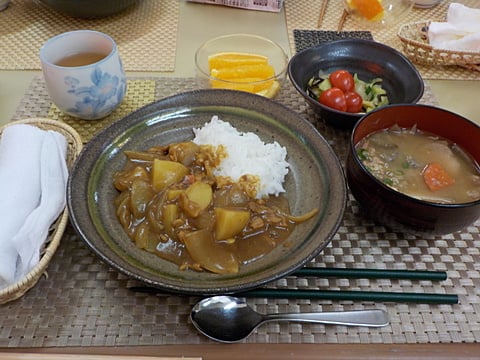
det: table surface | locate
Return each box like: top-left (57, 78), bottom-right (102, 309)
top-left (0, 1), bottom-right (479, 127)
top-left (1, 1), bottom-right (480, 358)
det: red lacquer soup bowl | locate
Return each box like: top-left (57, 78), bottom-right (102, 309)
top-left (347, 104), bottom-right (480, 235)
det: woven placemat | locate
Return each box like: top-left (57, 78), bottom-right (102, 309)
top-left (14, 77), bottom-right (200, 142)
top-left (47, 79), bottom-right (157, 143)
top-left (2, 77), bottom-right (480, 347)
top-left (294, 29), bottom-right (374, 53)
top-left (284, 0), bottom-right (480, 80)
top-left (292, 28), bottom-right (433, 83)
top-left (0, 0), bottom-right (179, 72)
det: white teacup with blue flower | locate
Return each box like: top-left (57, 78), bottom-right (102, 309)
top-left (40, 30), bottom-right (127, 120)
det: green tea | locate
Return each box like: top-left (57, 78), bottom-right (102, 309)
top-left (55, 52), bottom-right (107, 67)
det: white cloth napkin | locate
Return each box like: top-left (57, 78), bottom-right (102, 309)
top-left (428, 3), bottom-right (480, 52)
top-left (0, 124), bottom-right (68, 289)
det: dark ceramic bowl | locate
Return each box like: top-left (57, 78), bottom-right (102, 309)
top-left (347, 104), bottom-right (480, 235)
top-left (288, 39), bottom-right (424, 130)
top-left (67, 89), bottom-right (347, 295)
top-left (39, 0), bottom-right (138, 18)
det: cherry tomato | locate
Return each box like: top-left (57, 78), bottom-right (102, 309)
top-left (329, 70), bottom-right (355, 93)
top-left (319, 87), bottom-right (347, 112)
top-left (345, 91), bottom-right (363, 113)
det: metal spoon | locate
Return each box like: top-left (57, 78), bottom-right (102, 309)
top-left (190, 295), bottom-right (390, 343)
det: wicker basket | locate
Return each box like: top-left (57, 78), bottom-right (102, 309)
top-left (0, 118), bottom-right (83, 304)
top-left (398, 21), bottom-right (480, 71)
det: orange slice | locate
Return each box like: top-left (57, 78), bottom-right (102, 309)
top-left (210, 78), bottom-right (275, 93)
top-left (348, 0), bottom-right (384, 21)
top-left (208, 52), bottom-right (268, 69)
top-left (256, 80), bottom-right (280, 98)
top-left (211, 64), bottom-right (275, 80)
top-left (207, 52), bottom-right (280, 98)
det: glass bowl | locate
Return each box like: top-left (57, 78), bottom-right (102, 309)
top-left (413, 0), bottom-right (443, 8)
top-left (195, 34), bottom-right (289, 99)
top-left (343, 0), bottom-right (414, 28)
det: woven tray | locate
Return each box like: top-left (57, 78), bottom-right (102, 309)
top-left (284, 0), bottom-right (480, 80)
top-left (398, 21), bottom-right (480, 71)
top-left (0, 0), bottom-right (179, 72)
top-left (0, 118), bottom-right (83, 304)
top-left (4, 78), bottom-right (480, 348)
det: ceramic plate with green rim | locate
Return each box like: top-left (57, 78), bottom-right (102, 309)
top-left (67, 89), bottom-right (346, 295)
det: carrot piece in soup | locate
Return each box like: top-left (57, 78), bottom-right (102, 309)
top-left (423, 163), bottom-right (455, 192)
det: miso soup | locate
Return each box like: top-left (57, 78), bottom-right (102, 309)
top-left (356, 125), bottom-right (480, 204)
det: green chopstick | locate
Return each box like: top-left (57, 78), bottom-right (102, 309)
top-left (130, 267), bottom-right (453, 304)
top-left (294, 267), bottom-right (447, 281)
top-left (130, 286), bottom-right (458, 304)
top-left (236, 289), bottom-right (458, 304)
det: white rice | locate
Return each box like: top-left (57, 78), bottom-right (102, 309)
top-left (192, 116), bottom-right (289, 199)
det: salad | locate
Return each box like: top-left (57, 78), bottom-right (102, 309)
top-left (306, 69), bottom-right (389, 113)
